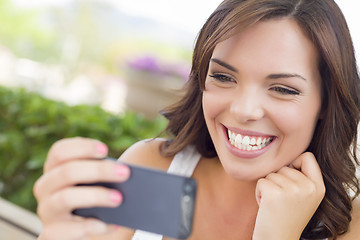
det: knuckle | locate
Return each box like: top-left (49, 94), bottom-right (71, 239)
top-left (37, 202), bottom-right (46, 219)
top-left (278, 166), bottom-right (291, 174)
top-left (45, 141), bottom-right (67, 170)
top-left (302, 182), bottom-right (318, 198)
top-left (321, 184), bottom-right (326, 196)
top-left (317, 183), bottom-right (326, 197)
top-left (83, 219), bottom-right (107, 236)
top-left (308, 183), bottom-right (317, 193)
top-left (48, 137), bottom-right (86, 159)
top-left (37, 198), bottom-right (54, 221)
top-left (265, 172), bottom-right (277, 180)
top-left (100, 161), bottom-right (115, 177)
top-left (61, 164), bottom-right (77, 183)
top-left (92, 161), bottom-right (114, 181)
top-left (302, 152), bottom-right (315, 160)
top-left (287, 184), bottom-right (298, 194)
top-left (48, 139), bottom-right (67, 159)
top-left (256, 178), bottom-right (266, 187)
top-left (87, 187), bottom-right (103, 204)
top-left (33, 177), bottom-right (43, 200)
top-left (54, 189), bottom-right (72, 209)
top-left (93, 162), bottom-right (105, 179)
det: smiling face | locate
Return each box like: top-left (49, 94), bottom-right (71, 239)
top-left (202, 18), bottom-right (322, 181)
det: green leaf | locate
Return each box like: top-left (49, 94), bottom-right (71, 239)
top-left (0, 86), bottom-right (168, 212)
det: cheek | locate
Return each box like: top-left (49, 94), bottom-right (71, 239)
top-left (270, 99), bottom-right (321, 152)
top-left (202, 89), bottom-right (227, 122)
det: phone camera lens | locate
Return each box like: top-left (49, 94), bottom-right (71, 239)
top-left (184, 184), bottom-right (193, 193)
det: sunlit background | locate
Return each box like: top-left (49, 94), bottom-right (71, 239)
top-left (0, 0), bottom-right (358, 118)
top-left (0, 0), bottom-right (219, 118)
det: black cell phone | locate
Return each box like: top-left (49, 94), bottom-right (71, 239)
top-left (73, 158), bottom-right (197, 239)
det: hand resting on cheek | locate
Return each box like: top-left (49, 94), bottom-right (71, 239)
top-left (253, 152), bottom-right (326, 240)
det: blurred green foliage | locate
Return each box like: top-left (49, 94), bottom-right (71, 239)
top-left (0, 86), bottom-right (167, 212)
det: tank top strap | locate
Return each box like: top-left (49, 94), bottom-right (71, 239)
top-left (132, 230), bottom-right (163, 240)
top-left (167, 145), bottom-right (201, 176)
top-left (132, 145), bottom-right (201, 240)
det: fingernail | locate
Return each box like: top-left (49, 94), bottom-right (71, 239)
top-left (109, 190), bottom-right (123, 204)
top-left (115, 164), bottom-right (130, 177)
top-left (96, 143), bottom-right (108, 156)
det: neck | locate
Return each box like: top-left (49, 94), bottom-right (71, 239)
top-left (193, 157), bottom-right (259, 239)
top-left (199, 156), bottom-right (259, 215)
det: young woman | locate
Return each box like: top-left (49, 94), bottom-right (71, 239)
top-left (34, 0), bottom-right (360, 239)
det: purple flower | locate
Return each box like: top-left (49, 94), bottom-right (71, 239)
top-left (127, 56), bottom-right (162, 73)
top-left (127, 55), bottom-right (190, 81)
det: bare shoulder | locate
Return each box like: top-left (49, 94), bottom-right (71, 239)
top-left (118, 138), bottom-right (173, 171)
top-left (337, 196), bottom-right (360, 239)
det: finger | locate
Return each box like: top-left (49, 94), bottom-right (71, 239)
top-left (38, 186), bottom-right (123, 222)
top-left (290, 152), bottom-right (324, 190)
top-left (264, 172), bottom-right (295, 189)
top-left (45, 137), bottom-right (108, 172)
top-left (34, 160), bottom-right (130, 200)
top-left (255, 178), bottom-right (281, 206)
top-left (276, 166), bottom-right (309, 184)
top-left (39, 219), bottom-right (113, 240)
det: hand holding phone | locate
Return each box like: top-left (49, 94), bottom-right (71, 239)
top-left (34, 138), bottom-right (132, 240)
top-left (73, 158), bottom-right (197, 239)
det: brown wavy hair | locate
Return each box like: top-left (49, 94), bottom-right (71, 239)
top-left (160, 0), bottom-right (360, 239)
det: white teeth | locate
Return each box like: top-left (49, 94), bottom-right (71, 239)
top-left (227, 129), bottom-right (273, 151)
top-left (235, 134), bottom-right (242, 147)
top-left (242, 136), bottom-right (250, 145)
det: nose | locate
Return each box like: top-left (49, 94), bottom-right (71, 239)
top-left (230, 87), bottom-right (265, 123)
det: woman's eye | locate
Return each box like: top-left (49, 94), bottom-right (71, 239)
top-left (209, 74), bottom-right (234, 83)
top-left (271, 86), bottom-right (300, 95)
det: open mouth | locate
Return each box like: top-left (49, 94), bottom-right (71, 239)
top-left (227, 129), bottom-right (274, 151)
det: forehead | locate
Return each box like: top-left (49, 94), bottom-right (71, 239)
top-left (211, 18), bottom-right (319, 76)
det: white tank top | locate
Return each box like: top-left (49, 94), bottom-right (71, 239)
top-left (131, 145), bottom-right (328, 240)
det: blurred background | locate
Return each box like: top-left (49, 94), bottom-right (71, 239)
top-left (0, 0), bottom-right (222, 118)
top-left (0, 0), bottom-right (359, 117)
top-left (0, 0), bottom-right (359, 216)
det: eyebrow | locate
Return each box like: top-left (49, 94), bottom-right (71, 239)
top-left (211, 58), bottom-right (307, 81)
top-left (267, 73), bottom-right (307, 81)
top-left (210, 58), bottom-right (238, 73)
